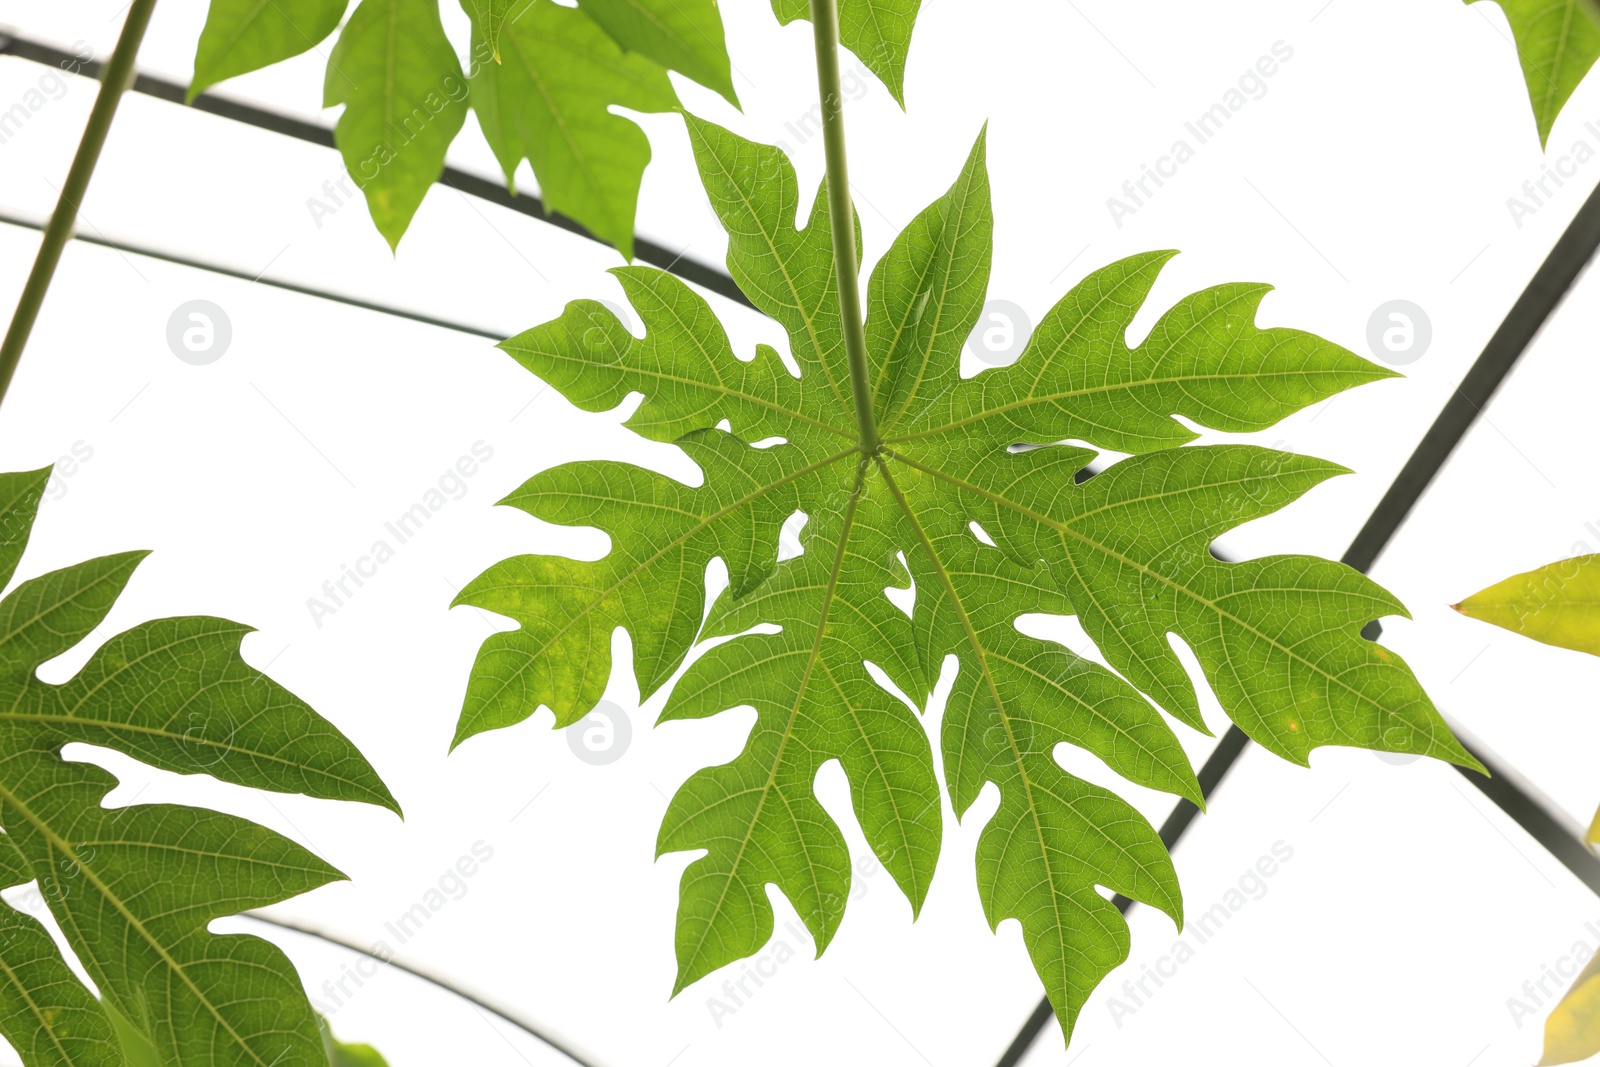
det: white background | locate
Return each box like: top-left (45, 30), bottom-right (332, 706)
top-left (1, 1), bottom-right (1599, 1064)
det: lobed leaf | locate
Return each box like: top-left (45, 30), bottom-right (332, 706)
top-left (454, 118), bottom-right (1471, 1041)
top-left (0, 849), bottom-right (122, 1067)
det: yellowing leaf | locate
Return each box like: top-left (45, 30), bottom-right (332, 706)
top-left (1454, 554), bottom-right (1600, 657)
top-left (1544, 954), bottom-right (1600, 1065)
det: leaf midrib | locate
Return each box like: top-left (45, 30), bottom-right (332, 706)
top-left (885, 448), bottom-right (1404, 730)
top-left (676, 460), bottom-right (869, 985)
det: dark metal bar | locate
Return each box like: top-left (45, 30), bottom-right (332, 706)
top-left (1344, 179), bottom-right (1600, 574)
top-left (0, 33), bottom-right (755, 310)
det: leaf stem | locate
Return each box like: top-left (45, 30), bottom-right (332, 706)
top-left (0, 0), bottom-right (159, 409)
top-left (806, 0), bottom-right (878, 453)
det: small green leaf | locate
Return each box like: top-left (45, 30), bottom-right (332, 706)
top-left (190, 0), bottom-right (350, 102)
top-left (770, 0), bottom-right (922, 106)
top-left (325, 0), bottom-right (470, 249)
top-left (1455, 553), bottom-right (1600, 657)
top-left (578, 0), bottom-right (740, 106)
top-left (1466, 0), bottom-right (1600, 146)
top-left (0, 467), bottom-right (398, 1066)
top-left (462, 0), bottom-right (680, 259)
top-left (454, 117), bottom-right (1469, 1042)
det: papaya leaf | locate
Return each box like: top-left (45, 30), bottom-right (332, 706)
top-left (324, 0), bottom-right (469, 249)
top-left (0, 467), bottom-right (399, 1066)
top-left (189, 0), bottom-right (350, 102)
top-left (1455, 553), bottom-right (1600, 657)
top-left (451, 115), bottom-right (1472, 1041)
top-left (1465, 0), bottom-right (1600, 146)
top-left (1454, 553), bottom-right (1600, 842)
top-left (191, 0), bottom-right (745, 255)
top-left (460, 0), bottom-right (680, 259)
top-left (1541, 953), bottom-right (1600, 1065)
top-left (578, 0), bottom-right (740, 107)
top-left (461, 0), bottom-right (511, 62)
top-left (770, 0), bottom-right (921, 106)
top-left (0, 834), bottom-right (121, 1067)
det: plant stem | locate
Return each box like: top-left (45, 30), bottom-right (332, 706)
top-left (0, 0), bottom-right (159, 409)
top-left (806, 0), bottom-right (878, 454)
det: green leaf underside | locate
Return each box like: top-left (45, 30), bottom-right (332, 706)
top-left (325, 0), bottom-right (470, 249)
top-left (770, 0), bottom-right (922, 106)
top-left (578, 0), bottom-right (740, 106)
top-left (0, 468), bottom-right (398, 1066)
top-left (1455, 553), bottom-right (1600, 657)
top-left (1467, 0), bottom-right (1600, 146)
top-left (454, 115), bottom-right (1473, 1039)
top-left (194, 0), bottom-right (740, 255)
top-left (0, 843), bottom-right (122, 1067)
top-left (462, 0), bottom-right (680, 259)
top-left (461, 0), bottom-right (512, 62)
top-left (190, 0), bottom-right (349, 101)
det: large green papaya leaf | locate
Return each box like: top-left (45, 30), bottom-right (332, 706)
top-left (449, 115), bottom-right (1472, 1041)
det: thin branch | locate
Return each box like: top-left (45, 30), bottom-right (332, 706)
top-left (0, 0), bottom-right (159, 407)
